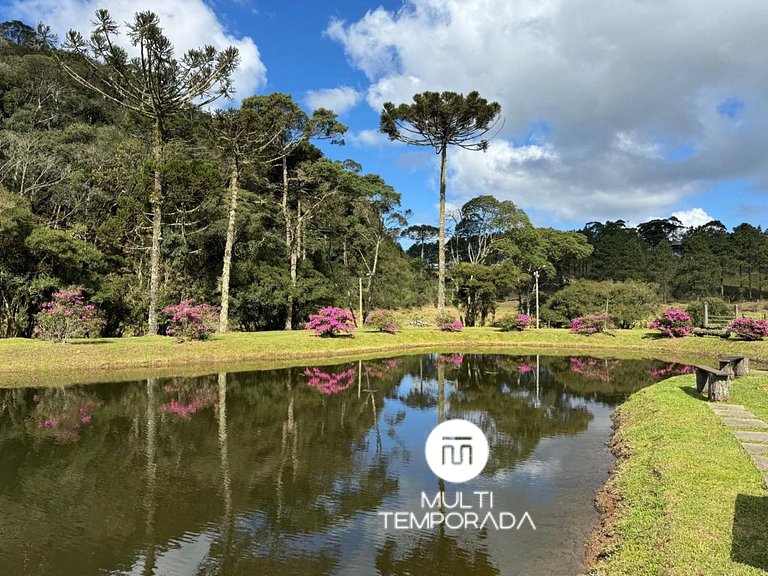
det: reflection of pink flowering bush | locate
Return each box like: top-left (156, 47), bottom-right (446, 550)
top-left (570, 313), bottom-right (614, 335)
top-left (304, 366), bottom-right (356, 394)
top-left (649, 309), bottom-right (693, 338)
top-left (364, 359), bottom-right (400, 379)
top-left (35, 286), bottom-right (103, 343)
top-left (649, 363), bottom-right (694, 380)
top-left (159, 379), bottom-right (218, 419)
top-left (569, 357), bottom-right (620, 381)
top-left (306, 307), bottom-right (356, 337)
top-left (31, 389), bottom-right (101, 442)
top-left (517, 364), bottom-right (533, 373)
top-left (162, 299), bottom-right (219, 342)
top-left (365, 310), bottom-right (399, 334)
top-left (435, 354), bottom-right (464, 367)
top-left (728, 318), bottom-right (768, 341)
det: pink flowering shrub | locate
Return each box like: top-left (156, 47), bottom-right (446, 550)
top-left (35, 286), bottom-right (103, 342)
top-left (365, 310), bottom-right (399, 334)
top-left (364, 359), bottom-right (400, 378)
top-left (436, 313), bottom-right (463, 332)
top-left (649, 309), bottom-right (693, 338)
top-left (162, 299), bottom-right (219, 342)
top-left (306, 307), bottom-right (356, 337)
top-left (728, 317), bottom-right (768, 341)
top-left (497, 313), bottom-right (531, 332)
top-left (570, 312), bottom-right (614, 335)
top-left (304, 366), bottom-right (356, 394)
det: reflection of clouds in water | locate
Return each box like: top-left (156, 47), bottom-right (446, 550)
top-left (124, 530), bottom-right (215, 576)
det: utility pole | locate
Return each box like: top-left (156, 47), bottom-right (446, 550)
top-left (534, 270), bottom-right (540, 329)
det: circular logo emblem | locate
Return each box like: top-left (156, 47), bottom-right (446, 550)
top-left (425, 419), bottom-right (489, 483)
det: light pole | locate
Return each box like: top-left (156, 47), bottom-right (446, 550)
top-left (533, 270), bottom-right (540, 329)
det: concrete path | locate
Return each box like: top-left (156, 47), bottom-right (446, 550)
top-left (709, 403), bottom-right (768, 486)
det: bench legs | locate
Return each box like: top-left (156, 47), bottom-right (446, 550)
top-left (708, 374), bottom-right (730, 402)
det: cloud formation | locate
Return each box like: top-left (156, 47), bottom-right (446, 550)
top-left (6, 0), bottom-right (267, 102)
top-left (305, 86), bottom-right (362, 115)
top-left (328, 0), bottom-right (768, 223)
top-left (671, 208), bottom-right (715, 229)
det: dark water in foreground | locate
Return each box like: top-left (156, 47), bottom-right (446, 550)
top-left (0, 354), bottom-right (691, 576)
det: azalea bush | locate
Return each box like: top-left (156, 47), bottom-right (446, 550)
top-left (570, 312), bottom-right (614, 335)
top-left (306, 307), bottom-right (355, 337)
top-left (365, 310), bottom-right (399, 334)
top-left (649, 309), bottom-right (693, 338)
top-left (496, 313), bottom-right (531, 332)
top-left (436, 313), bottom-right (463, 332)
top-left (35, 286), bottom-right (103, 343)
top-left (728, 317), bottom-right (768, 341)
top-left (162, 299), bottom-right (218, 342)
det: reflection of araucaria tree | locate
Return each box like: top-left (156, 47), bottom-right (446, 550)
top-left (380, 91), bottom-right (501, 313)
top-left (52, 10), bottom-right (239, 334)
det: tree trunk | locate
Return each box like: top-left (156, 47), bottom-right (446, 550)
top-left (219, 162), bottom-right (239, 333)
top-left (282, 156), bottom-right (294, 330)
top-left (437, 146), bottom-right (447, 313)
top-left (147, 121), bottom-right (164, 335)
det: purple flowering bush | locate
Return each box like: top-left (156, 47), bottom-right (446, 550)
top-left (570, 312), bottom-right (614, 335)
top-left (496, 313), bottom-right (531, 332)
top-left (162, 299), bottom-right (219, 342)
top-left (304, 366), bottom-right (356, 394)
top-left (365, 310), bottom-right (399, 334)
top-left (35, 286), bottom-right (103, 343)
top-left (728, 317), bottom-right (768, 341)
top-left (306, 307), bottom-right (356, 337)
top-left (436, 313), bottom-right (463, 332)
top-left (648, 309), bottom-right (693, 338)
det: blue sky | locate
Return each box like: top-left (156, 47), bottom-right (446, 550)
top-left (3, 0), bottom-right (768, 232)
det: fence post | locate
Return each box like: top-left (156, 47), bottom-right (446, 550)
top-left (735, 304), bottom-right (740, 318)
top-left (704, 301), bottom-right (709, 328)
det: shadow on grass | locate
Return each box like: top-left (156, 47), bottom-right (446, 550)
top-left (68, 339), bottom-right (113, 346)
top-left (681, 384), bottom-right (707, 401)
top-left (641, 333), bottom-right (667, 340)
top-left (731, 494), bottom-right (768, 571)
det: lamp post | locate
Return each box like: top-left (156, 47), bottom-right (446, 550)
top-left (533, 270), bottom-right (540, 329)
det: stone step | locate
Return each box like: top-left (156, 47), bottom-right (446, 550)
top-left (749, 454), bottom-right (768, 471)
top-left (742, 443), bottom-right (768, 455)
top-left (734, 431), bottom-right (768, 443)
top-left (721, 418), bottom-right (768, 429)
top-left (709, 403), bottom-right (746, 411)
top-left (714, 410), bottom-right (757, 419)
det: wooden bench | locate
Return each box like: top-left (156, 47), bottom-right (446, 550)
top-left (694, 365), bottom-right (731, 402)
top-left (719, 355), bottom-right (749, 378)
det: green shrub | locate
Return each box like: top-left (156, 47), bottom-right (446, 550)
top-left (685, 297), bottom-right (731, 327)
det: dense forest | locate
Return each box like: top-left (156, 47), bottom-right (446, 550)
top-left (1, 18), bottom-right (766, 338)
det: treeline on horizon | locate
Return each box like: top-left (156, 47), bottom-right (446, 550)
top-left (0, 19), bottom-right (766, 338)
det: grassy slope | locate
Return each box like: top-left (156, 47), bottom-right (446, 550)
top-left (3, 327), bottom-right (768, 387)
top-left (588, 375), bottom-right (768, 576)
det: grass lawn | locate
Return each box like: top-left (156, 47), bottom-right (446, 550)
top-left (3, 327), bottom-right (768, 387)
top-left (587, 375), bottom-right (768, 576)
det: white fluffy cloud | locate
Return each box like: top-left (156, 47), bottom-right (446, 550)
top-left (305, 86), bottom-right (362, 115)
top-left (671, 208), bottom-right (715, 229)
top-left (328, 0), bottom-right (768, 223)
top-left (6, 0), bottom-right (267, 102)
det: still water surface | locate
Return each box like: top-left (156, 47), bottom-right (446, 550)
top-left (0, 354), bottom-right (691, 575)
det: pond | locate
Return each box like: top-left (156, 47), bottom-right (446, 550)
top-left (0, 354), bottom-right (692, 576)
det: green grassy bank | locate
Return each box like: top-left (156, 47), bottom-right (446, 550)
top-left (586, 375), bottom-right (768, 576)
top-left (3, 327), bottom-right (768, 387)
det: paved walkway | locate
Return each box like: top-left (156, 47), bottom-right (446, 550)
top-left (709, 403), bottom-right (768, 486)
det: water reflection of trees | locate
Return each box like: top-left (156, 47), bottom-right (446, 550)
top-left (0, 353), bottom-right (678, 575)
top-left (376, 530), bottom-right (499, 576)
